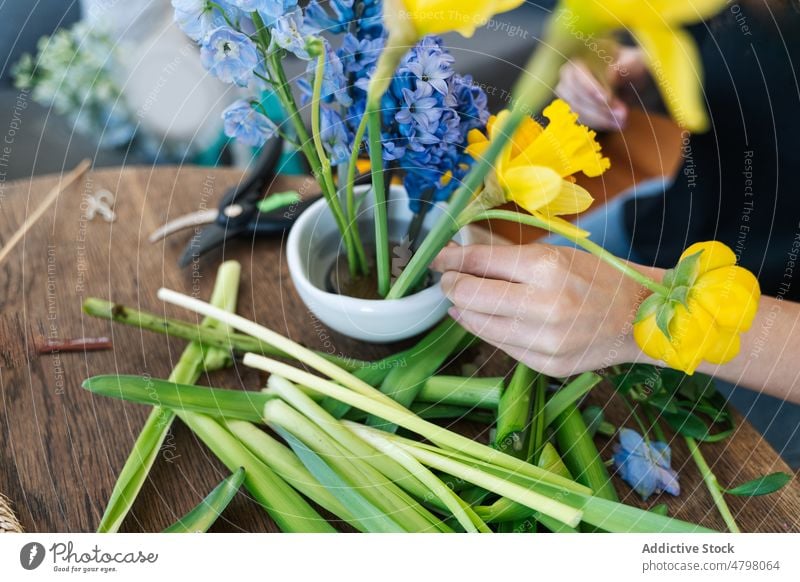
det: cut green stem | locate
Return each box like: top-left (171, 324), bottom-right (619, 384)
top-left (495, 364), bottom-right (537, 458)
top-left (163, 467), bottom-right (245, 533)
top-left (685, 436), bottom-right (740, 533)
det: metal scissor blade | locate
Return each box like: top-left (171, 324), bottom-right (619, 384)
top-left (177, 223), bottom-right (236, 268)
top-left (148, 209), bottom-right (219, 243)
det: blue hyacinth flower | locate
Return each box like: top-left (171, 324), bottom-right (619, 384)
top-left (613, 428), bottom-right (680, 500)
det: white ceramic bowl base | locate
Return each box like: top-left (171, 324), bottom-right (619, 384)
top-left (286, 185), bottom-right (473, 343)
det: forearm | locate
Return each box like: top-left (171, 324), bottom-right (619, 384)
top-left (621, 294), bottom-right (800, 404)
top-left (696, 296), bottom-right (800, 404)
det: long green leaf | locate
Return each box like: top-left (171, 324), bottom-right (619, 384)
top-left (83, 375), bottom-right (269, 423)
top-left (496, 364), bottom-right (537, 458)
top-left (95, 261), bottom-right (241, 532)
top-left (163, 468), bottom-right (245, 533)
top-left (543, 372), bottom-right (602, 426)
top-left (178, 411), bottom-right (334, 532)
top-left (367, 317), bottom-right (469, 431)
top-left (274, 428), bottom-right (406, 533)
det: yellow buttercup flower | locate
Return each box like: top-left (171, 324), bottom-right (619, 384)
top-left (466, 99), bottom-right (610, 238)
top-left (385, 0), bottom-right (525, 40)
top-left (557, 0), bottom-right (727, 132)
top-left (633, 241), bottom-right (761, 374)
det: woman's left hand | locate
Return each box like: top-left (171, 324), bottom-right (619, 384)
top-left (431, 243), bottom-right (657, 376)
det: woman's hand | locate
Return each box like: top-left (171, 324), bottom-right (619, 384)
top-left (555, 47), bottom-right (648, 131)
top-left (431, 243), bottom-right (657, 377)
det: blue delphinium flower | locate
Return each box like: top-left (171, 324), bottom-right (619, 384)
top-left (229, 0), bottom-right (296, 16)
top-left (613, 428), bottom-right (680, 500)
top-left (222, 99), bottom-right (277, 147)
top-left (306, 0), bottom-right (383, 39)
top-left (172, 0), bottom-right (241, 42)
top-left (200, 27), bottom-right (259, 86)
top-left (271, 9), bottom-right (318, 60)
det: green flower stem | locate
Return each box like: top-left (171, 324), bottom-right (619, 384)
top-left (554, 403), bottom-right (619, 502)
top-left (81, 298), bottom-right (366, 372)
top-left (386, 31), bottom-right (575, 299)
top-left (416, 375), bottom-right (504, 409)
top-left (366, 99), bottom-right (390, 296)
top-left (263, 399), bottom-right (446, 532)
top-left (244, 355), bottom-right (587, 496)
top-left (266, 375), bottom-right (443, 509)
top-left (344, 114), bottom-right (370, 273)
top-left (95, 261), bottom-right (241, 533)
top-left (223, 419), bottom-right (358, 527)
top-left (260, 31), bottom-right (360, 275)
top-left (469, 209), bottom-right (671, 296)
top-left (366, 317), bottom-right (469, 430)
top-left (495, 364), bottom-right (537, 458)
top-left (162, 468), bottom-right (245, 533)
top-left (685, 436), bottom-right (741, 533)
top-left (346, 422), bottom-right (484, 533)
top-left (308, 45), bottom-right (366, 277)
top-left (177, 410), bottom-right (335, 532)
top-left (155, 289), bottom-right (585, 494)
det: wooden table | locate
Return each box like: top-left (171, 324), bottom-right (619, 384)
top-left (1, 165), bottom-right (798, 533)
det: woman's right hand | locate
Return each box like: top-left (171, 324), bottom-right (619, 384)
top-left (555, 48), bottom-right (648, 131)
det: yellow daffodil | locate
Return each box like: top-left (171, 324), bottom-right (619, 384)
top-left (556, 0), bottom-right (727, 132)
top-left (633, 241), bottom-right (761, 374)
top-left (385, 0), bottom-right (525, 41)
top-left (465, 99), bottom-right (610, 238)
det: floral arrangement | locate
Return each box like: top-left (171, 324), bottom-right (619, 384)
top-left (70, 0), bottom-right (790, 534)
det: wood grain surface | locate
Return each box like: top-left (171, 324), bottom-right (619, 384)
top-left (0, 165), bottom-right (798, 533)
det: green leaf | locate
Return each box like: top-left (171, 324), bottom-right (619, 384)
top-left (668, 285), bottom-right (691, 308)
top-left (82, 375), bottom-right (270, 423)
top-left (256, 191), bottom-right (301, 214)
top-left (649, 503), bottom-right (669, 516)
top-left (646, 392), bottom-right (679, 414)
top-left (655, 302), bottom-right (675, 340)
top-left (163, 468), bottom-right (245, 533)
top-left (609, 364), bottom-right (663, 395)
top-left (273, 428), bottom-right (406, 533)
top-left (543, 372), bottom-right (602, 426)
top-left (662, 410), bottom-right (710, 440)
top-left (634, 293), bottom-right (665, 324)
top-left (724, 472), bottom-right (792, 497)
top-left (670, 250), bottom-right (703, 288)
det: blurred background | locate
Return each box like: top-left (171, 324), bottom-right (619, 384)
top-left (0, 0), bottom-right (555, 181)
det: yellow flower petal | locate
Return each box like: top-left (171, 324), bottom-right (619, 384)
top-left (399, 0), bottom-right (526, 37)
top-left (515, 99), bottom-right (610, 178)
top-left (561, 0), bottom-right (726, 33)
top-left (465, 128), bottom-right (490, 160)
top-left (704, 330), bottom-right (741, 365)
top-left (501, 165), bottom-right (562, 212)
top-left (680, 240), bottom-right (737, 274)
top-left (692, 266), bottom-right (761, 332)
top-left (634, 26), bottom-right (709, 133)
top-left (538, 180), bottom-right (595, 217)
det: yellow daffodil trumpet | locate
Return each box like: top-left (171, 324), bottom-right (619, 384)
top-left (461, 99), bottom-right (610, 238)
top-left (633, 241), bottom-right (761, 374)
top-left (553, 0), bottom-right (727, 132)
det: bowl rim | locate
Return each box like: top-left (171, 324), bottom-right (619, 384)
top-left (286, 187), bottom-right (452, 308)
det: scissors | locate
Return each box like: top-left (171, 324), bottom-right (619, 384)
top-left (150, 137), bottom-right (370, 268)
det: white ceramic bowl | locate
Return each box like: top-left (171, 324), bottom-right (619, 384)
top-left (286, 185), bottom-right (472, 343)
